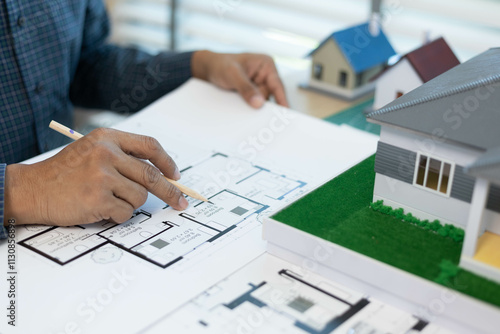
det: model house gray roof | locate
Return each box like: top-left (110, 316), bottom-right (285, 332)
top-left (466, 147), bottom-right (500, 184)
top-left (366, 48), bottom-right (500, 151)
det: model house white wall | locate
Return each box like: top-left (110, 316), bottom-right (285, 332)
top-left (373, 58), bottom-right (423, 110)
top-left (374, 174), bottom-right (471, 227)
top-left (379, 126), bottom-right (480, 167)
top-left (374, 126), bottom-right (500, 231)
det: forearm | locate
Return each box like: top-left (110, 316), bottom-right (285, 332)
top-left (69, 46), bottom-right (194, 113)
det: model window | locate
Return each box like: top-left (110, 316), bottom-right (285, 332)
top-left (396, 91), bottom-right (404, 98)
top-left (355, 73), bottom-right (363, 87)
top-left (414, 153), bottom-right (454, 195)
top-left (339, 71), bottom-right (347, 87)
top-left (313, 63), bottom-right (323, 80)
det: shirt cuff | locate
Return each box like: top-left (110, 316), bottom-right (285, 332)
top-left (0, 163), bottom-right (7, 240)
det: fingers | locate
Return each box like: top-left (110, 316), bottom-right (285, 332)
top-left (104, 196), bottom-right (135, 224)
top-left (234, 54), bottom-right (288, 108)
top-left (90, 128), bottom-right (188, 211)
top-left (253, 59), bottom-right (289, 108)
top-left (267, 74), bottom-right (289, 108)
top-left (230, 63), bottom-right (265, 109)
top-left (115, 153), bottom-right (188, 211)
top-left (111, 171), bottom-right (149, 209)
top-left (258, 85), bottom-right (270, 101)
top-left (109, 129), bottom-right (181, 181)
top-left (197, 52), bottom-right (288, 109)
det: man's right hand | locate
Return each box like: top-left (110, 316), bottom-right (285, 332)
top-left (4, 128), bottom-right (188, 226)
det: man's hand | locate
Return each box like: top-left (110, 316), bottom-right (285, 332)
top-left (4, 128), bottom-right (188, 226)
top-left (192, 51), bottom-right (289, 109)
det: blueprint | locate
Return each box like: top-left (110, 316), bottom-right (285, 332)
top-left (145, 254), bottom-right (453, 334)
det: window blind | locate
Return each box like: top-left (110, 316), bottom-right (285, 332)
top-left (105, 0), bottom-right (500, 62)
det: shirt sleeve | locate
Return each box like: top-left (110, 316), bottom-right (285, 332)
top-left (0, 163), bottom-right (8, 240)
top-left (69, 0), bottom-right (194, 113)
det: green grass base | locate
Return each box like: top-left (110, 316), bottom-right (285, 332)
top-left (272, 155), bottom-right (500, 307)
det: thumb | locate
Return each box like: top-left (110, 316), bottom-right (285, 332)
top-left (232, 65), bottom-right (265, 109)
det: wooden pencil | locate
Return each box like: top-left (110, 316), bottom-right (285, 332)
top-left (49, 120), bottom-right (210, 203)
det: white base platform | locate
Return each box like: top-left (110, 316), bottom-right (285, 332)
top-left (300, 79), bottom-right (376, 101)
top-left (263, 216), bottom-right (500, 334)
top-left (460, 256), bottom-right (500, 285)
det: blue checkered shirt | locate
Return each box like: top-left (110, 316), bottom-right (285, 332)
top-left (1, 0), bottom-right (193, 232)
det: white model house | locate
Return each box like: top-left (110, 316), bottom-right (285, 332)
top-left (366, 48), bottom-right (500, 283)
top-left (372, 37), bottom-right (460, 110)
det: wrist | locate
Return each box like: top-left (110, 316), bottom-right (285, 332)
top-left (4, 164), bottom-right (44, 225)
top-left (191, 50), bottom-right (215, 81)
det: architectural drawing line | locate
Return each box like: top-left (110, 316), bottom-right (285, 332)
top-left (279, 269), bottom-right (353, 306)
top-left (19, 238), bottom-right (107, 266)
top-left (235, 169), bottom-right (263, 185)
top-left (96, 221), bottom-right (174, 250)
top-left (178, 213), bottom-right (222, 233)
top-left (206, 225), bottom-right (237, 243)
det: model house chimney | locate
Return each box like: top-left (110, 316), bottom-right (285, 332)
top-left (369, 0), bottom-right (382, 36)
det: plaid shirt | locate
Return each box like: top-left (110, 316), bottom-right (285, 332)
top-left (0, 0), bottom-right (193, 231)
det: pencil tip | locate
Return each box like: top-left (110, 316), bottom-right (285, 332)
top-left (207, 201), bottom-right (215, 205)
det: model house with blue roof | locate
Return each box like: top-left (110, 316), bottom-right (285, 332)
top-left (306, 22), bottom-right (395, 100)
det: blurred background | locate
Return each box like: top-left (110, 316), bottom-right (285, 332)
top-left (77, 0), bottom-right (500, 130)
top-left (104, 0), bottom-right (500, 65)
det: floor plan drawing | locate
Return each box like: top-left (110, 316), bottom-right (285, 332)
top-left (146, 254), bottom-right (453, 334)
top-left (18, 153), bottom-right (308, 268)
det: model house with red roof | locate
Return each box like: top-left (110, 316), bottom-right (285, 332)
top-left (305, 22), bottom-right (396, 100)
top-left (373, 37), bottom-right (460, 110)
